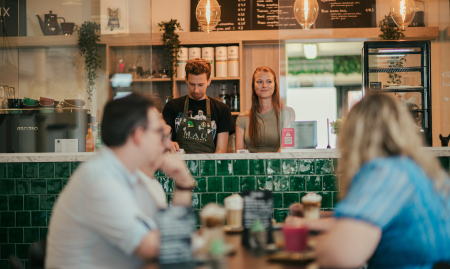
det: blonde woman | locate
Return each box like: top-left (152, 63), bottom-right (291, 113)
top-left (287, 94), bottom-right (450, 268)
top-left (235, 66), bottom-right (295, 152)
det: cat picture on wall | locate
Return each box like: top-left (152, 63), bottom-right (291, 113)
top-left (101, 0), bottom-right (129, 34)
top-left (107, 8), bottom-right (120, 31)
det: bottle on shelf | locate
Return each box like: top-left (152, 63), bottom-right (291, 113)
top-left (86, 123), bottom-right (94, 152)
top-left (231, 83), bottom-right (240, 112)
top-left (219, 83), bottom-right (231, 108)
top-left (95, 110), bottom-right (102, 150)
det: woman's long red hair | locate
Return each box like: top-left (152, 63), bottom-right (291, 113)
top-left (249, 66), bottom-right (281, 149)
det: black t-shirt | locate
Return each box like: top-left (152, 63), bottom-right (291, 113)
top-left (162, 95), bottom-right (235, 147)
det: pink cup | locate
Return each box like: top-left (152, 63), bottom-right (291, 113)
top-left (282, 226), bottom-right (308, 252)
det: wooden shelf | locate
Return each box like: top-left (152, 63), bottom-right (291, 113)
top-left (175, 77), bottom-right (240, 82)
top-left (132, 78), bottom-right (171, 82)
top-left (0, 27), bottom-right (439, 49)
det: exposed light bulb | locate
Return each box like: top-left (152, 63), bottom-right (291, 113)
top-left (293, 0), bottom-right (319, 30)
top-left (196, 0), bottom-right (221, 33)
top-left (303, 44), bottom-right (317, 59)
top-left (390, 0), bottom-right (416, 30)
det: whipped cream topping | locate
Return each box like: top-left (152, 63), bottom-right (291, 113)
top-left (301, 192), bottom-right (322, 203)
top-left (200, 203), bottom-right (226, 220)
top-left (224, 194), bottom-right (243, 210)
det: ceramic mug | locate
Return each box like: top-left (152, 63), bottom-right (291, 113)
top-left (61, 23), bottom-right (78, 36)
top-left (282, 226), bottom-right (308, 252)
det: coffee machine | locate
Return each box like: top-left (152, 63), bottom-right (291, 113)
top-left (0, 109), bottom-right (91, 153)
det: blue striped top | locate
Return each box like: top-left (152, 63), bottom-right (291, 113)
top-left (334, 157), bottom-right (450, 269)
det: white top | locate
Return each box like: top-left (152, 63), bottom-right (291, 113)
top-left (46, 148), bottom-right (165, 269)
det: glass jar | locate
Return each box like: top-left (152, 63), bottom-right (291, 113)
top-left (410, 0), bottom-right (425, 27)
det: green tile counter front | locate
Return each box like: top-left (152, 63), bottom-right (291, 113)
top-left (1, 149), bottom-right (450, 268)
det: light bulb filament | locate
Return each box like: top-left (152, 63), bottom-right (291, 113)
top-left (400, 0), bottom-right (406, 22)
top-left (304, 0), bottom-right (309, 20)
top-left (206, 0), bottom-right (211, 25)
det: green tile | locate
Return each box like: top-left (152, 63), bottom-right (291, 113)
top-left (1, 212), bottom-right (15, 227)
top-left (333, 159), bottom-right (340, 173)
top-left (439, 157), bottom-right (450, 172)
top-left (201, 193), bottom-right (217, 207)
top-left (319, 192), bottom-right (333, 208)
top-left (273, 193), bottom-right (282, 208)
top-left (186, 160), bottom-right (199, 176)
top-left (273, 176), bottom-right (289, 192)
top-left (155, 170), bottom-right (165, 177)
top-left (47, 179), bottom-right (62, 194)
top-left (9, 195), bottom-right (23, 210)
top-left (193, 177), bottom-right (207, 192)
top-left (16, 180), bottom-right (30, 194)
top-left (23, 163), bottom-right (38, 178)
top-left (30, 180), bottom-right (46, 194)
top-left (282, 159), bottom-right (298, 175)
top-left (200, 160), bottom-right (215, 176)
top-left (256, 176), bottom-right (273, 191)
top-left (298, 159), bottom-right (315, 174)
top-left (47, 211), bottom-right (52, 224)
top-left (0, 163), bottom-right (6, 179)
top-left (0, 260), bottom-right (8, 268)
top-left (0, 228), bottom-right (7, 242)
top-left (71, 162), bottom-right (82, 174)
top-left (31, 211), bottom-right (47, 226)
top-left (266, 159), bottom-right (281, 175)
top-left (290, 176), bottom-right (306, 191)
top-left (273, 209), bottom-right (289, 223)
top-left (0, 244), bottom-right (15, 259)
top-left (24, 195), bottom-right (39, 210)
top-left (249, 159), bottom-right (265, 175)
top-left (39, 163), bottom-right (55, 178)
top-left (40, 228), bottom-right (48, 241)
top-left (240, 176), bottom-right (256, 191)
top-left (16, 212), bottom-right (31, 227)
top-left (7, 163), bottom-right (22, 178)
top-left (0, 195), bottom-right (7, 210)
top-left (316, 159), bottom-right (334, 175)
top-left (216, 160), bottom-right (232, 176)
top-left (306, 176), bottom-right (322, 191)
top-left (233, 160), bottom-right (249, 175)
top-left (9, 228), bottom-right (23, 243)
top-left (207, 177), bottom-right (223, 192)
top-left (217, 193), bottom-right (232, 206)
top-left (283, 193), bottom-right (299, 208)
top-left (40, 195), bottom-right (56, 210)
top-left (158, 177), bottom-right (174, 193)
top-left (192, 193), bottom-right (201, 209)
top-left (16, 243), bottom-right (31, 259)
top-left (323, 175), bottom-right (338, 191)
top-left (62, 178), bottom-right (69, 188)
top-left (223, 176), bottom-right (240, 192)
top-left (333, 192), bottom-right (340, 207)
top-left (1, 179), bottom-right (16, 194)
top-left (55, 162), bottom-right (71, 178)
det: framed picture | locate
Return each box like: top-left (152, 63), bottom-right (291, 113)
top-left (100, 0), bottom-right (129, 34)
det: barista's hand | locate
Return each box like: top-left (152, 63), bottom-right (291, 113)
top-left (170, 141), bottom-right (180, 153)
top-left (159, 154), bottom-right (195, 189)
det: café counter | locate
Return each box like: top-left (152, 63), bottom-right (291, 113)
top-left (1, 148), bottom-right (450, 264)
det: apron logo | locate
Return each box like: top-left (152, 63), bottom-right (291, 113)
top-left (198, 125), bottom-right (204, 131)
top-left (187, 121), bottom-right (194, 127)
top-left (207, 123), bottom-right (211, 128)
top-left (201, 122), bottom-right (206, 128)
top-left (207, 129), bottom-right (212, 134)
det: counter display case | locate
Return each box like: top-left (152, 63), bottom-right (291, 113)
top-left (362, 41), bottom-right (431, 145)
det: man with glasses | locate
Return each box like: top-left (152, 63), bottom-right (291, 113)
top-left (46, 93), bottom-right (195, 269)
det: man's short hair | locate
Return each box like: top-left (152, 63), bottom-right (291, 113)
top-left (102, 93), bottom-right (154, 147)
top-left (185, 58), bottom-right (211, 80)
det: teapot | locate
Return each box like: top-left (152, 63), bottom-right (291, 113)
top-left (36, 11), bottom-right (65, 35)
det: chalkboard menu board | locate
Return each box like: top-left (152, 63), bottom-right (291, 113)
top-left (190, 0), bottom-right (376, 31)
top-left (241, 191), bottom-right (273, 247)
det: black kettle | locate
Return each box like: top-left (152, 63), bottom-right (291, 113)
top-left (36, 11), bottom-right (65, 35)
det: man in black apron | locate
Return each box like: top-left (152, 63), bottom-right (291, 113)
top-left (162, 58), bottom-right (235, 154)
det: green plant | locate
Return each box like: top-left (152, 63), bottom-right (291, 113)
top-left (158, 19), bottom-right (182, 96)
top-left (379, 13), bottom-right (405, 40)
top-left (78, 21), bottom-right (101, 101)
top-left (387, 56), bottom-right (406, 85)
top-left (333, 56), bottom-right (361, 75)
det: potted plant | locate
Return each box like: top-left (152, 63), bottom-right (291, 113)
top-left (158, 19), bottom-right (182, 97)
top-left (78, 21), bottom-right (101, 101)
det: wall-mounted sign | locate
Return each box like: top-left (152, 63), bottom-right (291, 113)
top-left (190, 0), bottom-right (376, 31)
top-left (0, 0), bottom-right (26, 37)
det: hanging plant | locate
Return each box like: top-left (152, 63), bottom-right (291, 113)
top-left (379, 13), bottom-right (405, 40)
top-left (158, 19), bottom-right (182, 97)
top-left (333, 55), bottom-right (361, 75)
top-left (78, 21), bottom-right (101, 101)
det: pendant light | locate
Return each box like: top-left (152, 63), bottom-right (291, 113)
top-left (390, 0), bottom-right (416, 30)
top-left (196, 0), bottom-right (221, 33)
top-left (293, 0), bottom-right (319, 30)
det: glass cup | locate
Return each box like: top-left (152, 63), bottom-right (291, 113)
top-left (282, 226), bottom-right (308, 252)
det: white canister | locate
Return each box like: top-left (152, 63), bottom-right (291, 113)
top-left (189, 47), bottom-right (201, 60)
top-left (227, 46), bottom-right (239, 77)
top-left (202, 47), bottom-right (215, 78)
top-left (177, 62), bottom-right (186, 79)
top-left (215, 47), bottom-right (228, 77)
top-left (177, 48), bottom-right (188, 78)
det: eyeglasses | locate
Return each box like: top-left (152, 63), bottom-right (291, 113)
top-left (148, 127), bottom-right (171, 142)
